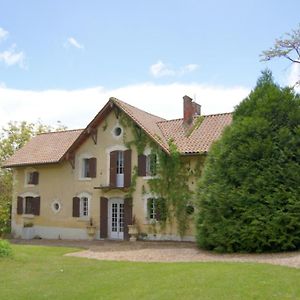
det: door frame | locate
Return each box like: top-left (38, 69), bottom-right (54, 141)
top-left (108, 198), bottom-right (124, 240)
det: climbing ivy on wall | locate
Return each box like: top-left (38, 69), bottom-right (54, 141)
top-left (116, 107), bottom-right (204, 237)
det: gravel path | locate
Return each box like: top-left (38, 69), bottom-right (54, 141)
top-left (12, 239), bottom-right (300, 269)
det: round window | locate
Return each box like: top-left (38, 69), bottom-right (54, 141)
top-left (51, 201), bottom-right (61, 213)
top-left (114, 127), bottom-right (122, 136)
top-left (186, 205), bottom-right (195, 215)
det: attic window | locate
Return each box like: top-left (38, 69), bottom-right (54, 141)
top-left (114, 127), bottom-right (122, 136)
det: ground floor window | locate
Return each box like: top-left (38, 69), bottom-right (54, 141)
top-left (80, 197), bottom-right (89, 217)
top-left (147, 198), bottom-right (166, 222)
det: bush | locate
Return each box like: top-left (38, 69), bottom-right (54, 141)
top-left (0, 239), bottom-right (12, 257)
top-left (196, 71), bottom-right (300, 253)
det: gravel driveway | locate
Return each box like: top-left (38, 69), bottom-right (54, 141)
top-left (12, 239), bottom-right (300, 269)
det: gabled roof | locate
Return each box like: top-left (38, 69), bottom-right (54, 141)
top-left (2, 129), bottom-right (83, 168)
top-left (2, 97), bottom-right (232, 168)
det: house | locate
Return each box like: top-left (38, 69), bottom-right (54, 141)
top-left (3, 96), bottom-right (232, 241)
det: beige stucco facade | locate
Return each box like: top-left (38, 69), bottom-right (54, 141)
top-left (11, 110), bottom-right (202, 241)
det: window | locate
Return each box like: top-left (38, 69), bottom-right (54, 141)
top-left (114, 127), bottom-right (122, 136)
top-left (146, 154), bottom-right (157, 176)
top-left (148, 198), bottom-right (156, 220)
top-left (83, 158), bottom-right (90, 177)
top-left (26, 171), bottom-right (39, 185)
top-left (80, 157), bottom-right (97, 179)
top-left (80, 197), bottom-right (89, 217)
top-left (51, 200), bottom-right (61, 214)
top-left (116, 151), bottom-right (124, 175)
top-left (147, 198), bottom-right (166, 221)
top-left (25, 196), bottom-right (35, 214)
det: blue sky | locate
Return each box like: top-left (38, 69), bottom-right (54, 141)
top-left (0, 0), bottom-right (299, 128)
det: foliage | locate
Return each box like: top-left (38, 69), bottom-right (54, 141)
top-left (261, 24), bottom-right (300, 86)
top-left (1, 245), bottom-right (300, 300)
top-left (0, 121), bottom-right (67, 235)
top-left (196, 70), bottom-right (300, 253)
top-left (149, 140), bottom-right (192, 237)
top-left (0, 239), bottom-right (12, 257)
top-left (118, 108), bottom-right (200, 237)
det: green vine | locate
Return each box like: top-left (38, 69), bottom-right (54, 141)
top-left (117, 108), bottom-right (204, 237)
top-left (126, 166), bottom-right (138, 198)
top-left (186, 115), bottom-right (205, 137)
top-left (148, 140), bottom-right (194, 237)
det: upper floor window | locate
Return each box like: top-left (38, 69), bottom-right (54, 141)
top-left (109, 149), bottom-right (131, 188)
top-left (26, 171), bottom-right (39, 185)
top-left (80, 157), bottom-right (97, 179)
top-left (146, 154), bottom-right (157, 177)
top-left (138, 153), bottom-right (157, 177)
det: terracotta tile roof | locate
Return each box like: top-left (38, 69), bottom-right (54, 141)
top-left (2, 98), bottom-right (232, 168)
top-left (2, 129), bottom-right (83, 168)
top-left (111, 98), bottom-right (169, 152)
top-left (157, 113), bottom-right (232, 153)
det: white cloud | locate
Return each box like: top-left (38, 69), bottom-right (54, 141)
top-left (0, 44), bottom-right (25, 68)
top-left (0, 27), bottom-right (9, 42)
top-left (288, 63), bottom-right (300, 92)
top-left (0, 82), bottom-right (249, 130)
top-left (150, 61), bottom-right (199, 78)
top-left (65, 37), bottom-right (84, 49)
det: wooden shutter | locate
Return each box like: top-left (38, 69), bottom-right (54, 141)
top-left (17, 196), bottom-right (23, 215)
top-left (156, 198), bottom-right (166, 222)
top-left (123, 197), bottom-right (133, 240)
top-left (100, 197), bottom-right (108, 238)
top-left (72, 197), bottom-right (80, 217)
top-left (33, 197), bottom-right (40, 216)
top-left (89, 157), bottom-right (97, 178)
top-left (109, 151), bottom-right (117, 187)
top-left (124, 149), bottom-right (132, 188)
top-left (138, 154), bottom-right (146, 177)
top-left (32, 172), bottom-right (39, 185)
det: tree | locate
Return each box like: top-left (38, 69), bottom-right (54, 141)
top-left (0, 121), bottom-right (66, 236)
top-left (261, 24), bottom-right (300, 86)
top-left (196, 71), bottom-right (300, 253)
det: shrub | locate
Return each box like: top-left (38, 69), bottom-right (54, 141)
top-left (196, 71), bottom-right (300, 253)
top-left (0, 239), bottom-right (12, 257)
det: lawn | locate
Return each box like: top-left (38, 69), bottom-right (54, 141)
top-left (0, 245), bottom-right (300, 300)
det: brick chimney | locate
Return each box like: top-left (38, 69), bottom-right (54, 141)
top-left (183, 95), bottom-right (201, 126)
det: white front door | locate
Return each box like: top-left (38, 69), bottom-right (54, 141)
top-left (108, 198), bottom-right (124, 239)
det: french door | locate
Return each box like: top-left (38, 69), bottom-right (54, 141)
top-left (108, 198), bottom-right (124, 239)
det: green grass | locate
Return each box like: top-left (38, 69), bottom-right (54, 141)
top-left (0, 245), bottom-right (300, 300)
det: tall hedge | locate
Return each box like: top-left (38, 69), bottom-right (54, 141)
top-left (196, 71), bottom-right (300, 253)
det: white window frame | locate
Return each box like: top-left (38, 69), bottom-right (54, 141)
top-left (77, 192), bottom-right (91, 219)
top-left (78, 153), bottom-right (93, 181)
top-left (111, 122), bottom-right (123, 140)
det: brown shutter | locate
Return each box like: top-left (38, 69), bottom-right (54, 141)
top-left (123, 197), bottom-right (133, 240)
top-left (124, 149), bottom-right (132, 188)
top-left (32, 172), bottom-right (39, 185)
top-left (100, 197), bottom-right (108, 238)
top-left (110, 151), bottom-right (117, 187)
top-left (33, 197), bottom-right (40, 216)
top-left (138, 154), bottom-right (146, 177)
top-left (17, 196), bottom-right (23, 215)
top-left (72, 197), bottom-right (80, 217)
top-left (89, 157), bottom-right (97, 178)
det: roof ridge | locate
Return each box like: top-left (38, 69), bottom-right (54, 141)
top-left (37, 128), bottom-right (84, 136)
top-left (157, 112), bottom-right (233, 124)
top-left (111, 97), bottom-right (166, 121)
